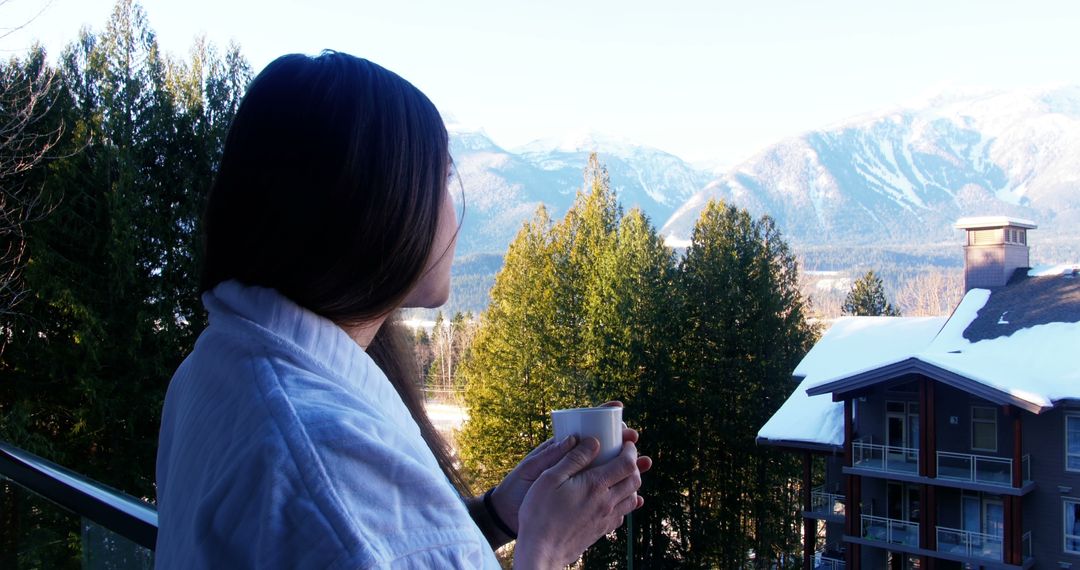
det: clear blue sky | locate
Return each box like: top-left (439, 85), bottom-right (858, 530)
top-left (3, 0), bottom-right (1080, 165)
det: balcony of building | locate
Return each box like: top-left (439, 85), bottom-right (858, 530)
top-left (859, 514), bottom-right (919, 548)
top-left (851, 438), bottom-right (919, 476)
top-left (806, 485), bottom-right (846, 524)
top-left (846, 437), bottom-right (1035, 496)
top-left (814, 549), bottom-right (846, 570)
top-left (935, 526), bottom-right (1003, 562)
top-left (936, 451), bottom-right (1031, 489)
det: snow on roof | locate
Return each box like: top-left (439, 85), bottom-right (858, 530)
top-left (757, 376), bottom-right (845, 447)
top-left (800, 317), bottom-right (949, 389)
top-left (758, 316), bottom-right (946, 447)
top-left (763, 272), bottom-right (1080, 446)
top-left (1029, 263), bottom-right (1080, 277)
top-left (919, 286), bottom-right (1080, 408)
top-left (954, 216), bottom-right (1037, 229)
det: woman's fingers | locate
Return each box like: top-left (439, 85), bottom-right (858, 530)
top-left (607, 465), bottom-right (642, 500)
top-left (612, 492), bottom-right (640, 519)
top-left (637, 455), bottom-right (652, 474)
top-left (591, 442), bottom-right (640, 488)
top-left (621, 427), bottom-right (638, 443)
top-left (518, 435), bottom-right (577, 479)
top-left (522, 437), bottom-right (556, 460)
top-left (544, 437), bottom-right (600, 484)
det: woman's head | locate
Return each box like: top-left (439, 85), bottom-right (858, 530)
top-left (201, 51), bottom-right (456, 323)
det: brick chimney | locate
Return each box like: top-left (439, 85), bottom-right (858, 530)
top-left (955, 216), bottom-right (1037, 291)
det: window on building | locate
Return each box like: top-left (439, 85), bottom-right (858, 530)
top-left (1066, 499), bottom-right (1080, 554)
top-left (1067, 415), bottom-right (1080, 472)
top-left (971, 406), bottom-right (997, 452)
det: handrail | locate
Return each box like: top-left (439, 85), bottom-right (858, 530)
top-left (811, 486), bottom-right (846, 515)
top-left (852, 441), bottom-right (919, 474)
top-left (936, 450), bottom-right (1013, 486)
top-left (861, 514), bottom-right (919, 546)
top-left (935, 525), bottom-right (1003, 560)
top-left (0, 440), bottom-right (158, 550)
top-left (816, 553), bottom-right (845, 569)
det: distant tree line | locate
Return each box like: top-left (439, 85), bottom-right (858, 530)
top-left (0, 0), bottom-right (251, 565)
top-left (458, 154), bottom-right (816, 568)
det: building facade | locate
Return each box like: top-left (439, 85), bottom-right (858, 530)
top-left (759, 218), bottom-right (1080, 569)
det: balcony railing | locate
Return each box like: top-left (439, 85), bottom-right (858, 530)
top-left (936, 526), bottom-right (1003, 561)
top-left (861, 515), bottom-right (919, 547)
top-left (811, 486), bottom-right (846, 517)
top-left (0, 440), bottom-right (156, 566)
top-left (1023, 531), bottom-right (1032, 560)
top-left (852, 440), bottom-right (919, 475)
top-left (936, 451), bottom-right (1031, 487)
top-left (815, 552), bottom-right (845, 570)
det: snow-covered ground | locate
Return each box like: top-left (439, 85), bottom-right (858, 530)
top-left (425, 401), bottom-right (468, 434)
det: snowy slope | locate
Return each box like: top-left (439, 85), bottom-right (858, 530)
top-left (448, 126), bottom-right (711, 255)
top-left (663, 86), bottom-right (1080, 247)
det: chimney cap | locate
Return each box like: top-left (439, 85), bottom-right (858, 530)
top-left (955, 216), bottom-right (1037, 230)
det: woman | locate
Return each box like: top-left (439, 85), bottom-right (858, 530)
top-left (155, 51), bottom-right (650, 569)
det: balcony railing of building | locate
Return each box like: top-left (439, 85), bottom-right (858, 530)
top-left (815, 551), bottom-right (846, 570)
top-left (936, 526), bottom-right (1004, 561)
top-left (0, 440), bottom-right (156, 567)
top-left (860, 514), bottom-right (919, 547)
top-left (851, 439), bottom-right (919, 475)
top-left (936, 451), bottom-right (1031, 488)
top-left (811, 486), bottom-right (846, 517)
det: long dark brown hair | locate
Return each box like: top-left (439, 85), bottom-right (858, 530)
top-left (200, 51), bottom-right (469, 495)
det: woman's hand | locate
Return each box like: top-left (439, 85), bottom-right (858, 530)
top-left (512, 437), bottom-right (651, 569)
top-left (487, 401), bottom-right (642, 540)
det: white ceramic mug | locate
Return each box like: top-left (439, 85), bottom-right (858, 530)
top-left (551, 406), bottom-right (623, 466)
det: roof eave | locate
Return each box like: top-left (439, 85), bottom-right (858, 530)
top-left (804, 357), bottom-right (1049, 414)
top-left (755, 436), bottom-right (843, 454)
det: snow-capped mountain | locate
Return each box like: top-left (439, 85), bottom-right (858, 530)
top-left (663, 86), bottom-right (1080, 248)
top-left (448, 126), bottom-right (711, 255)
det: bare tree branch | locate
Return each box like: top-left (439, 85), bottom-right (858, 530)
top-left (0, 51), bottom-right (64, 322)
top-left (0, 0), bottom-right (57, 41)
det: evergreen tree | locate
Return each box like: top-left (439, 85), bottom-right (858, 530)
top-left (580, 207), bottom-right (676, 568)
top-left (460, 155), bottom-right (681, 567)
top-left (460, 154), bottom-right (626, 490)
top-left (842, 270), bottom-right (900, 316)
top-left (670, 200), bottom-right (813, 567)
top-left (459, 207), bottom-right (572, 490)
top-left (0, 0), bottom-right (251, 502)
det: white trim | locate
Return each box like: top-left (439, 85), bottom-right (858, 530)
top-left (1065, 498), bottom-right (1080, 555)
top-left (971, 405), bottom-right (997, 453)
top-left (1067, 414), bottom-right (1080, 473)
top-left (955, 216), bottom-right (1038, 230)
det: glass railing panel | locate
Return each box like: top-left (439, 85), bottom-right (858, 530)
top-left (815, 553), bottom-right (846, 570)
top-left (1, 475), bottom-right (154, 569)
top-left (936, 451), bottom-right (1015, 487)
top-left (973, 456), bottom-right (1011, 486)
top-left (1, 474), bottom-right (81, 568)
top-left (862, 515), bottom-right (918, 547)
top-left (810, 487), bottom-right (846, 516)
top-left (852, 440), bottom-right (884, 471)
top-left (852, 441), bottom-right (918, 474)
top-left (935, 526), bottom-right (1003, 561)
top-left (936, 452), bottom-right (973, 481)
top-left (82, 518), bottom-right (152, 569)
